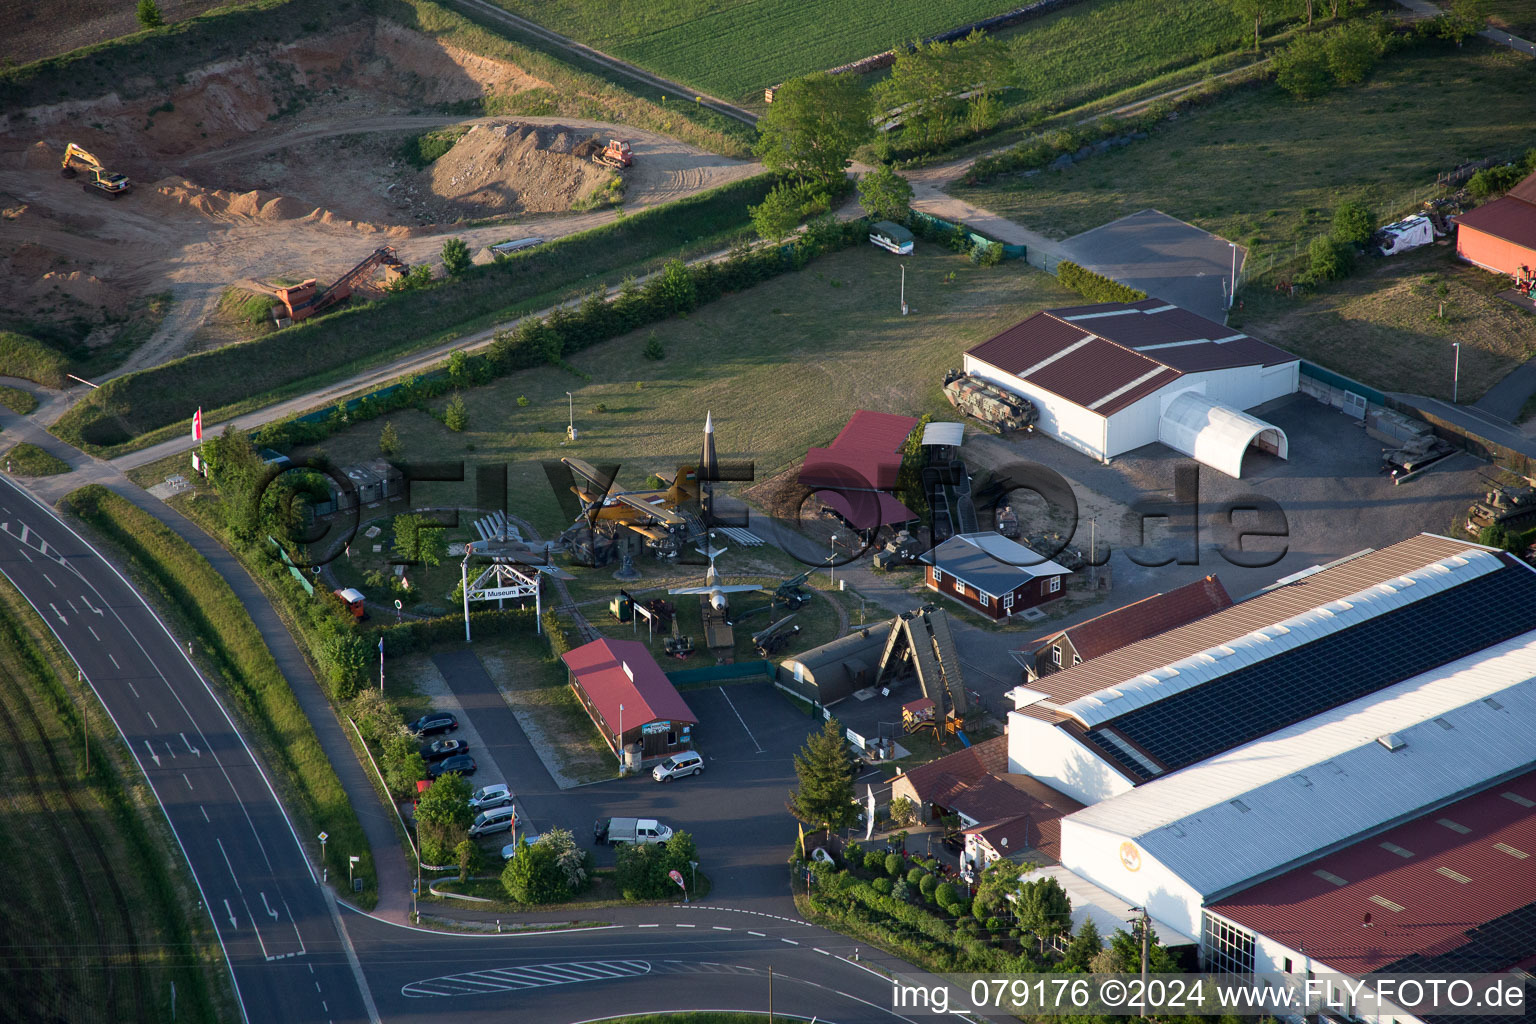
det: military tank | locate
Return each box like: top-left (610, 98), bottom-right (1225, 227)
top-left (872, 529), bottom-right (926, 570)
top-left (1466, 483), bottom-right (1536, 536)
top-left (942, 370), bottom-right (1037, 432)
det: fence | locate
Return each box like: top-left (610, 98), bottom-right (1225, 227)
top-left (666, 660), bottom-right (773, 687)
top-left (908, 211), bottom-right (1027, 261)
top-left (1242, 184), bottom-right (1447, 289)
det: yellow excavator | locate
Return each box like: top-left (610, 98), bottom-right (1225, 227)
top-left (60, 143), bottom-right (131, 198)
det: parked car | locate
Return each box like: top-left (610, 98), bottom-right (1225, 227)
top-left (594, 817), bottom-right (672, 846)
top-left (427, 754), bottom-right (476, 778)
top-left (469, 783), bottom-right (513, 811)
top-left (409, 712), bottom-right (458, 737)
top-left (500, 833), bottom-right (542, 860)
top-left (419, 738), bottom-right (469, 762)
top-left (468, 805), bottom-right (516, 838)
top-left (651, 750), bottom-right (704, 782)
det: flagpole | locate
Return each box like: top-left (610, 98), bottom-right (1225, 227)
top-left (379, 638), bottom-right (385, 694)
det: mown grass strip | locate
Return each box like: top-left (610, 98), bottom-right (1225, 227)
top-left (53, 174), bottom-right (772, 456)
top-left (0, 573), bottom-right (229, 1023)
top-left (61, 484), bottom-right (376, 905)
top-left (0, 384), bottom-right (38, 414)
top-left (2, 442), bottom-right (70, 476)
top-left (0, 331), bottom-right (69, 389)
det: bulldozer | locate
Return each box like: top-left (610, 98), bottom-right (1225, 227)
top-left (593, 139), bottom-right (633, 170)
top-left (268, 246), bottom-right (408, 324)
top-left (60, 143), bottom-right (130, 198)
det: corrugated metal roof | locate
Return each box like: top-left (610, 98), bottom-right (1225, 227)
top-left (1508, 168), bottom-right (1536, 205)
top-left (1030, 575), bottom-right (1232, 664)
top-left (923, 533), bottom-right (1071, 595)
top-left (1455, 195), bottom-right (1536, 250)
top-left (1058, 548), bottom-right (1503, 728)
top-left (1210, 768), bottom-right (1536, 976)
top-left (1062, 640), bottom-right (1536, 898)
top-left (1028, 535), bottom-right (1492, 705)
top-left (798, 410), bottom-right (916, 491)
top-left (921, 421), bottom-right (964, 447)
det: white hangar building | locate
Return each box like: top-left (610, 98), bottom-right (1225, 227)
top-left (963, 298), bottom-right (1299, 478)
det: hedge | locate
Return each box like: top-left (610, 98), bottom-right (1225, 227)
top-left (1056, 260), bottom-right (1148, 303)
top-left (0, 331), bottom-right (69, 388)
top-left (54, 175), bottom-right (777, 453)
top-left (61, 485), bottom-right (376, 904)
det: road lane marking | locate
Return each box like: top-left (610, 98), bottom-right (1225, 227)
top-left (42, 573), bottom-right (55, 588)
top-left (403, 961), bottom-right (652, 998)
top-left (17, 547), bottom-right (31, 562)
top-left (166, 742), bottom-right (176, 760)
top-left (261, 892), bottom-right (278, 921)
top-left (87, 626), bottom-right (100, 641)
top-left (638, 923), bottom-right (658, 928)
top-left (748, 931), bottom-right (765, 936)
top-left (107, 653), bottom-right (120, 669)
top-left (675, 923), bottom-right (695, 928)
top-left (146, 712), bottom-right (157, 728)
top-left (48, 602), bottom-right (66, 625)
top-left (712, 926), bottom-right (731, 931)
top-left (182, 732), bottom-right (201, 756)
top-left (125, 681), bottom-right (138, 697)
top-left (815, 948), bottom-right (829, 955)
top-left (223, 899), bottom-right (237, 928)
top-left (200, 805), bottom-right (210, 823)
top-left (66, 598), bottom-right (77, 613)
top-left (184, 773), bottom-right (192, 789)
top-left (718, 686), bottom-right (763, 753)
top-left (143, 740), bottom-right (160, 767)
top-left (216, 838), bottom-right (240, 890)
top-left (781, 938), bottom-right (798, 945)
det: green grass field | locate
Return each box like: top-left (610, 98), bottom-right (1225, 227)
top-left (959, 44), bottom-right (1536, 266)
top-left (489, 0), bottom-right (1025, 99)
top-left (0, 577), bottom-right (228, 1023)
top-left (285, 244), bottom-right (1079, 539)
top-left (0, 384), bottom-right (39, 414)
top-left (2, 442), bottom-right (70, 476)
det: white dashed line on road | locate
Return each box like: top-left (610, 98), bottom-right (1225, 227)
top-left (146, 712), bottom-right (157, 728)
top-left (638, 924), bottom-right (658, 928)
top-left (712, 926), bottom-right (731, 931)
top-left (815, 948), bottom-right (830, 956)
top-left (748, 931), bottom-right (765, 937)
top-left (88, 626), bottom-right (100, 641)
top-left (781, 938), bottom-right (798, 945)
top-left (676, 924), bottom-right (695, 928)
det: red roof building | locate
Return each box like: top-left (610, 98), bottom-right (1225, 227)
top-left (1024, 575), bottom-right (1232, 678)
top-left (1455, 170), bottom-right (1536, 277)
top-left (561, 637), bottom-right (697, 761)
top-left (1207, 768), bottom-right (1536, 980)
top-left (798, 410), bottom-right (918, 529)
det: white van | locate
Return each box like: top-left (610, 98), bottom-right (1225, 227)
top-left (468, 804), bottom-right (517, 838)
top-left (652, 750), bottom-right (704, 782)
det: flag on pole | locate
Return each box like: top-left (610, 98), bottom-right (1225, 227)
top-left (798, 820), bottom-right (806, 859)
top-left (378, 637), bottom-right (384, 654)
top-left (191, 407), bottom-right (203, 442)
top-left (865, 784), bottom-right (876, 842)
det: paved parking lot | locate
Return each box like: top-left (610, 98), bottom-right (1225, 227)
top-left (1061, 208), bottom-right (1244, 323)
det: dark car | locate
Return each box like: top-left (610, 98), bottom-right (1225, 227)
top-left (409, 713), bottom-right (458, 738)
top-left (419, 738), bottom-right (469, 762)
top-left (428, 754), bottom-right (476, 779)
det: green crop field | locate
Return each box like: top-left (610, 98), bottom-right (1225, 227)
top-left (488, 0), bottom-right (1025, 99)
top-left (960, 44), bottom-right (1536, 265)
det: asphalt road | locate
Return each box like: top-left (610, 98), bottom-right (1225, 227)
top-left (0, 475), bottom-right (376, 1024)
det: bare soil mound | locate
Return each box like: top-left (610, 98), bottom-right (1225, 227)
top-left (424, 123), bottom-right (612, 217)
top-left (146, 178), bottom-right (414, 237)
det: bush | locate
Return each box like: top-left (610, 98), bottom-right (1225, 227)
top-left (906, 867), bottom-right (927, 887)
top-left (884, 853), bottom-right (904, 877)
top-left (1275, 32), bottom-right (1334, 100)
top-left (136, 0), bottom-right (164, 29)
top-left (442, 393), bottom-right (468, 432)
top-left (1056, 261), bottom-right (1148, 303)
top-left (441, 238), bottom-right (471, 277)
top-left (1478, 523), bottom-right (1519, 551)
top-left (1308, 236), bottom-right (1352, 282)
top-left (0, 332), bottom-right (68, 388)
top-left (615, 830), bottom-right (699, 900)
top-left (871, 877), bottom-right (894, 896)
top-left (1331, 201), bottom-right (1375, 247)
top-left (891, 878), bottom-right (911, 902)
top-left (844, 843), bottom-right (865, 870)
top-left (935, 881), bottom-right (959, 910)
top-left (919, 872), bottom-right (940, 901)
top-left (642, 333), bottom-right (665, 360)
top-left (1325, 18), bottom-right (1387, 86)
top-left (502, 840), bottom-right (568, 904)
top-left (378, 420), bottom-right (401, 456)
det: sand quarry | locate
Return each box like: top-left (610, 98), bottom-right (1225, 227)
top-left (0, 18), bottom-right (759, 378)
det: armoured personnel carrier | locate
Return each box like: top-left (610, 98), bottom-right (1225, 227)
top-left (942, 370), bottom-right (1037, 432)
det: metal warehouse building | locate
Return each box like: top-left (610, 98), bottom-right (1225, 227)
top-left (963, 299), bottom-right (1299, 478)
top-left (1454, 169), bottom-right (1536, 277)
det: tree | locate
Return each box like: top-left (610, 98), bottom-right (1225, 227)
top-left (1014, 875), bottom-right (1073, 953)
top-left (540, 827), bottom-right (589, 892)
top-left (974, 859), bottom-right (1028, 920)
top-left (787, 717), bottom-right (857, 829)
top-left (388, 264), bottom-right (433, 292)
top-left (888, 795), bottom-right (917, 826)
top-left (1222, 0), bottom-right (1277, 53)
top-left (754, 72), bottom-right (872, 185)
top-left (1061, 917), bottom-right (1102, 972)
top-left (136, 0), bottom-right (164, 29)
top-left (882, 32), bottom-right (1013, 154)
top-left (415, 772), bottom-right (473, 865)
top-left (447, 350), bottom-right (470, 388)
top-left (378, 420), bottom-right (401, 456)
top-left (1331, 201), bottom-right (1374, 247)
top-left (392, 512), bottom-right (445, 567)
top-left (1327, 0), bottom-right (1366, 18)
top-left (1325, 19), bottom-right (1386, 85)
top-left (455, 838), bottom-right (481, 882)
top-left (1439, 0), bottom-right (1491, 41)
top-left (1110, 921), bottom-right (1180, 973)
top-left (443, 393), bottom-right (469, 432)
top-left (1478, 523), bottom-right (1518, 551)
top-left (502, 840), bottom-right (566, 904)
top-left (642, 332), bottom-right (665, 360)
top-left (441, 237), bottom-right (471, 276)
top-left (381, 734), bottom-right (427, 797)
top-left (749, 183), bottom-right (802, 243)
top-left (1273, 32), bottom-right (1333, 100)
top-left (857, 164), bottom-right (914, 222)
top-left (647, 258), bottom-right (697, 315)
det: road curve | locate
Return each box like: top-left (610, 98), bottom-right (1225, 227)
top-left (0, 474), bottom-right (377, 1024)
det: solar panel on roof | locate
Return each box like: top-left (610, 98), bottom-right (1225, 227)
top-left (1081, 567), bottom-right (1536, 779)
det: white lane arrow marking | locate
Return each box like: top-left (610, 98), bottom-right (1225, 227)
top-left (143, 740), bottom-right (160, 767)
top-left (182, 733), bottom-right (200, 756)
top-left (261, 892), bottom-right (278, 921)
top-left (224, 899), bottom-right (238, 929)
top-left (78, 594), bottom-right (103, 615)
top-left (48, 602), bottom-right (66, 625)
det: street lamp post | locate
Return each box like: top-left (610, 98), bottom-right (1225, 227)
top-left (566, 392), bottom-right (577, 441)
top-left (618, 703), bottom-right (625, 773)
top-left (1453, 343), bottom-right (1461, 404)
top-left (318, 832), bottom-right (328, 884)
top-left (1228, 242), bottom-right (1238, 310)
top-left (348, 855), bottom-right (360, 891)
top-left (829, 534), bottom-right (838, 587)
top-left (900, 264), bottom-right (908, 316)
